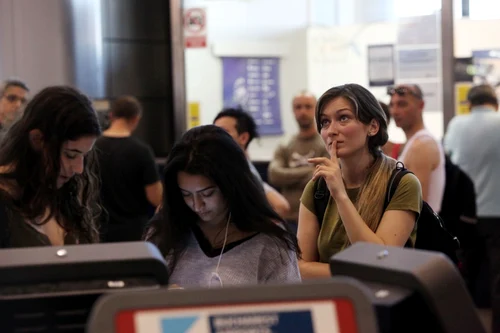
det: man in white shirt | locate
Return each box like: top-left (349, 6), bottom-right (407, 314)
top-left (388, 84), bottom-right (445, 212)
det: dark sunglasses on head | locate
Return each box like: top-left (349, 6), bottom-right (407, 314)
top-left (3, 94), bottom-right (27, 104)
top-left (387, 86), bottom-right (422, 99)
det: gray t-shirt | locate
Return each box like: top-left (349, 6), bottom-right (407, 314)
top-left (168, 230), bottom-right (301, 288)
top-left (268, 134), bottom-right (329, 221)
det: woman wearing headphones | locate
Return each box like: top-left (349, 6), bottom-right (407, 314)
top-left (146, 125), bottom-right (301, 288)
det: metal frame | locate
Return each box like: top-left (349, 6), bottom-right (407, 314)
top-left (441, 0), bottom-right (455, 132)
top-left (170, 0), bottom-right (187, 141)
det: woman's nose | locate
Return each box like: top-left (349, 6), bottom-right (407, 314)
top-left (327, 120), bottom-right (339, 135)
top-left (192, 195), bottom-right (204, 212)
top-left (72, 156), bottom-right (85, 175)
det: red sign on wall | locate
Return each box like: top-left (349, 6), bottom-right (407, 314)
top-left (184, 8), bottom-right (207, 48)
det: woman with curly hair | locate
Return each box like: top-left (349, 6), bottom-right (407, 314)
top-left (0, 85), bottom-right (102, 247)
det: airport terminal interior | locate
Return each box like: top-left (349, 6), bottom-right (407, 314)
top-left (1, 0), bottom-right (500, 332)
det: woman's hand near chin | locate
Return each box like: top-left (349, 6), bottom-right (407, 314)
top-left (308, 140), bottom-right (346, 200)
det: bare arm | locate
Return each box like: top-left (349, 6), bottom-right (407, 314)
top-left (268, 145), bottom-right (313, 187)
top-left (145, 181), bottom-right (163, 207)
top-left (336, 194), bottom-right (416, 246)
top-left (263, 182), bottom-right (290, 218)
top-left (404, 138), bottom-right (440, 203)
top-left (297, 203), bottom-right (331, 279)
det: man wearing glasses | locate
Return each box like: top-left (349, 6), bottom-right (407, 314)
top-left (0, 79), bottom-right (29, 130)
top-left (388, 84), bottom-right (445, 213)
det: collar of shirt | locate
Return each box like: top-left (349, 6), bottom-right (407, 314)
top-left (471, 105), bottom-right (497, 113)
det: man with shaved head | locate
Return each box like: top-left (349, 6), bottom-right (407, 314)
top-left (388, 84), bottom-right (445, 213)
top-left (268, 91), bottom-right (328, 232)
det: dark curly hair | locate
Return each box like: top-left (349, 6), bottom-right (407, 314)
top-left (0, 85), bottom-right (102, 243)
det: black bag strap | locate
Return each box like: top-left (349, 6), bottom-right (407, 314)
top-left (313, 178), bottom-right (329, 227)
top-left (384, 161), bottom-right (411, 209)
top-left (386, 162), bottom-right (460, 250)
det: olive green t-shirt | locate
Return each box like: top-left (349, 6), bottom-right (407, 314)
top-left (301, 173), bottom-right (422, 263)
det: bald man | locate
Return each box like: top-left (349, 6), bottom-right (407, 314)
top-left (268, 91), bottom-right (328, 231)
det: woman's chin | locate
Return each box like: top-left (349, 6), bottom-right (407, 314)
top-left (331, 147), bottom-right (345, 158)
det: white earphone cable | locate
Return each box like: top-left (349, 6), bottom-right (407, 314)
top-left (210, 212), bottom-right (231, 287)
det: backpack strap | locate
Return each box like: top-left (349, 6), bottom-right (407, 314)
top-left (384, 161), bottom-right (412, 209)
top-left (313, 178), bottom-right (329, 227)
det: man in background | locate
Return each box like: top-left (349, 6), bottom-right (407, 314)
top-left (0, 79), bottom-right (29, 131)
top-left (214, 108), bottom-right (290, 219)
top-left (388, 84), bottom-right (445, 213)
top-left (268, 91), bottom-right (328, 231)
top-left (96, 96), bottom-right (163, 242)
top-left (444, 84), bottom-right (500, 308)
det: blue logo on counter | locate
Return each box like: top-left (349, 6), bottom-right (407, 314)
top-left (161, 316), bottom-right (198, 333)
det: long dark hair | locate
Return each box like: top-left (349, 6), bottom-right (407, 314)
top-left (0, 86), bottom-right (102, 243)
top-left (146, 125), bottom-right (300, 267)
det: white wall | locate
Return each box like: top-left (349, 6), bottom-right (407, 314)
top-left (306, 23), bottom-right (397, 98)
top-left (184, 0), bottom-right (310, 40)
top-left (304, 18), bottom-right (500, 145)
top-left (305, 22), bottom-right (442, 144)
top-left (0, 0), bottom-right (74, 93)
top-left (454, 19), bottom-right (500, 57)
top-left (185, 1), bottom-right (500, 160)
top-left (184, 0), bottom-right (311, 161)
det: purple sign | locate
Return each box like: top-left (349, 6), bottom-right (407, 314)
top-left (222, 57), bottom-right (283, 135)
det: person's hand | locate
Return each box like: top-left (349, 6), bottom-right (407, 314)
top-left (308, 140), bottom-right (346, 200)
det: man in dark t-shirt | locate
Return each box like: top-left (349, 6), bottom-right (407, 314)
top-left (96, 96), bottom-right (162, 242)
